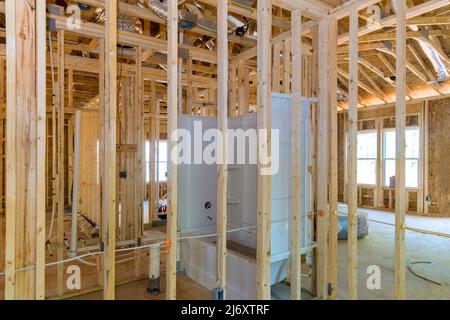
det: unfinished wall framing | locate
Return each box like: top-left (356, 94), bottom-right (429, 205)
top-left (0, 0), bottom-right (449, 301)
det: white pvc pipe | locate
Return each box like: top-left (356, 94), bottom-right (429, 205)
top-left (149, 244), bottom-right (160, 280)
top-left (70, 110), bottom-right (82, 256)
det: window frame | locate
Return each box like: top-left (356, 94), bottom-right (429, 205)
top-left (382, 126), bottom-right (421, 190)
top-left (357, 128), bottom-right (378, 188)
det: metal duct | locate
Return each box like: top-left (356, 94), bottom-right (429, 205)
top-left (142, 0), bottom-right (195, 29)
top-left (145, 0), bottom-right (171, 21)
top-left (118, 13), bottom-right (143, 34)
top-left (391, 0), bottom-right (448, 83)
top-left (415, 37), bottom-right (449, 83)
top-left (93, 9), bottom-right (143, 34)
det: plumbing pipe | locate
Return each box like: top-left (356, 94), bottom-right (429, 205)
top-left (148, 243), bottom-right (161, 295)
top-left (70, 110), bottom-right (82, 257)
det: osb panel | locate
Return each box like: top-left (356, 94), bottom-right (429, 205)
top-left (428, 98), bottom-right (450, 216)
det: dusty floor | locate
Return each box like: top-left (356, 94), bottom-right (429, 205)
top-left (0, 209), bottom-right (448, 300)
top-left (336, 209), bottom-right (450, 300)
top-left (70, 274), bottom-right (211, 300)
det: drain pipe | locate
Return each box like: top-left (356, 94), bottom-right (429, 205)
top-left (148, 243), bottom-right (161, 295)
top-left (70, 110), bottom-right (82, 257)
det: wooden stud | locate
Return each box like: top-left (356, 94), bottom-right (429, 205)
top-left (5, 0), bottom-right (46, 300)
top-left (56, 29), bottom-right (65, 298)
top-left (229, 64), bottom-right (237, 117)
top-left (290, 8), bottom-right (302, 301)
top-left (256, 0), bottom-right (272, 300)
top-left (423, 100), bottom-right (429, 215)
top-left (327, 17), bottom-right (338, 300)
top-left (135, 46), bottom-right (144, 277)
top-left (166, 0), bottom-right (179, 300)
top-left (186, 55), bottom-right (193, 115)
top-left (395, 0), bottom-right (407, 300)
top-left (272, 42), bottom-right (281, 93)
top-left (216, 0), bottom-right (228, 298)
top-left (317, 18), bottom-right (330, 300)
top-left (347, 8), bottom-right (359, 300)
top-left (283, 39), bottom-right (291, 94)
top-left (103, 1), bottom-right (117, 300)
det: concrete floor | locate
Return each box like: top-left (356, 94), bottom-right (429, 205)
top-left (71, 274), bottom-right (211, 300)
top-left (336, 209), bottom-right (450, 300)
top-left (68, 209), bottom-right (450, 300)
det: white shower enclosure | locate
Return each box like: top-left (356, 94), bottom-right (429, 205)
top-left (178, 93), bottom-right (313, 299)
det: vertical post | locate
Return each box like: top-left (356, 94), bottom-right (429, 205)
top-left (283, 39), bottom-right (291, 93)
top-left (327, 17), bottom-right (338, 300)
top-left (423, 100), bottom-right (429, 215)
top-left (35, 0), bottom-right (47, 300)
top-left (229, 64), bottom-right (237, 117)
top-left (186, 55), bottom-right (193, 115)
top-left (135, 46), bottom-right (144, 277)
top-left (290, 8), bottom-right (302, 301)
top-left (70, 111), bottom-right (82, 257)
top-left (57, 29), bottom-right (65, 297)
top-left (5, 0), bottom-right (46, 300)
top-left (395, 0), bottom-right (407, 300)
top-left (166, 0), bottom-right (179, 300)
top-left (347, 8), bottom-right (359, 300)
top-left (103, 0), bottom-right (117, 300)
top-left (256, 0), bottom-right (272, 300)
top-left (317, 19), bottom-right (330, 300)
top-left (4, 0), bottom-right (16, 299)
top-left (216, 0), bottom-right (228, 300)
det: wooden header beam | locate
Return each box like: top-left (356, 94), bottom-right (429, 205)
top-left (329, 0), bottom-right (382, 20)
top-left (272, 0), bottom-right (333, 20)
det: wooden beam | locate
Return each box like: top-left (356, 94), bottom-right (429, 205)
top-left (337, 0), bottom-right (450, 45)
top-left (56, 29), bottom-right (65, 298)
top-left (327, 17), bottom-right (339, 300)
top-left (272, 0), bottom-right (332, 20)
top-left (4, 0), bottom-right (46, 300)
top-left (317, 18), bottom-right (330, 300)
top-left (134, 46), bottom-right (144, 277)
top-left (329, 0), bottom-right (382, 20)
top-left (290, 8), bottom-right (302, 301)
top-left (77, 0), bottom-right (255, 47)
top-left (359, 67), bottom-right (389, 103)
top-left (166, 0), bottom-right (178, 300)
top-left (395, 0), bottom-right (407, 300)
top-left (358, 56), bottom-right (396, 87)
top-left (347, 8), bottom-right (359, 300)
top-left (256, 0), bottom-right (272, 300)
top-left (102, 0), bottom-right (117, 300)
top-left (377, 48), bottom-right (430, 84)
top-left (229, 22), bottom-right (316, 65)
top-left (50, 14), bottom-right (217, 64)
top-left (196, 0), bottom-right (289, 29)
top-left (216, 0), bottom-right (228, 299)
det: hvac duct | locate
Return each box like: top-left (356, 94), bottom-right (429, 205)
top-left (391, 0), bottom-right (448, 83)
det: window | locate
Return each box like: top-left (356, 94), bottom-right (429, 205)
top-left (357, 131), bottom-right (377, 185)
top-left (145, 140), bottom-right (168, 183)
top-left (157, 141), bottom-right (168, 182)
top-left (383, 128), bottom-right (420, 188)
